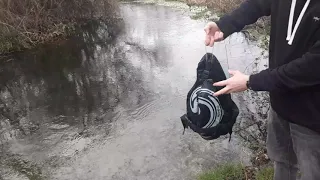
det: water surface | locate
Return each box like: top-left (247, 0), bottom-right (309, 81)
top-left (0, 2), bottom-right (267, 180)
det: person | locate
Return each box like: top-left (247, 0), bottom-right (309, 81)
top-left (203, 0), bottom-right (320, 180)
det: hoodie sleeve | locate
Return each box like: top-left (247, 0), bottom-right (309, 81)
top-left (249, 30), bottom-right (320, 92)
top-left (215, 0), bottom-right (272, 38)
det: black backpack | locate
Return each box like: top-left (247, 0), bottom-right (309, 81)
top-left (180, 53), bottom-right (239, 141)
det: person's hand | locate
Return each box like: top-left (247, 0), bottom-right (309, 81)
top-left (204, 22), bottom-right (224, 47)
top-left (213, 70), bottom-right (249, 96)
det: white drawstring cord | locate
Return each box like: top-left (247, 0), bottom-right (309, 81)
top-left (286, 0), bottom-right (297, 41)
top-left (286, 0), bottom-right (311, 45)
top-left (205, 45), bottom-right (215, 59)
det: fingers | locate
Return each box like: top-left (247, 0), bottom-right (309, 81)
top-left (209, 36), bottom-right (215, 47)
top-left (204, 24), bottom-right (215, 47)
top-left (204, 27), bottom-right (211, 46)
top-left (204, 26), bottom-right (209, 35)
top-left (228, 69), bottom-right (235, 74)
top-left (219, 32), bottom-right (224, 40)
top-left (206, 32), bottom-right (224, 47)
top-left (204, 22), bottom-right (223, 47)
top-left (213, 79), bottom-right (228, 86)
top-left (213, 77), bottom-right (230, 96)
top-left (214, 31), bottom-right (223, 41)
top-left (213, 86), bottom-right (230, 96)
top-left (209, 32), bottom-right (220, 47)
top-left (204, 22), bottom-right (214, 34)
top-left (205, 35), bottom-right (209, 46)
top-left (204, 22), bottom-right (224, 46)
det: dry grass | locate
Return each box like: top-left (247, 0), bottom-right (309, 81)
top-left (184, 0), bottom-right (244, 14)
top-left (0, 0), bottom-right (119, 54)
top-left (206, 0), bottom-right (245, 14)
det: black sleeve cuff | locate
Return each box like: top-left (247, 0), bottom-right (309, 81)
top-left (249, 71), bottom-right (269, 91)
top-left (215, 17), bottom-right (235, 39)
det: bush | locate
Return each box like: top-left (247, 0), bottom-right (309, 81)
top-left (197, 163), bottom-right (245, 180)
top-left (0, 0), bottom-right (119, 54)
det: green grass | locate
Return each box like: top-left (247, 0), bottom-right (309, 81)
top-left (197, 163), bottom-right (275, 180)
top-left (197, 163), bottom-right (245, 180)
top-left (256, 167), bottom-right (274, 180)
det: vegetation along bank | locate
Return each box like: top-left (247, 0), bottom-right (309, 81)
top-left (0, 0), bottom-right (120, 54)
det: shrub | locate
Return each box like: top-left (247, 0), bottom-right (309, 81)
top-left (0, 0), bottom-right (119, 53)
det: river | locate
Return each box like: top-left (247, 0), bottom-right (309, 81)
top-left (0, 1), bottom-right (268, 180)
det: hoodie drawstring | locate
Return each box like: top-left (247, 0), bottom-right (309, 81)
top-left (286, 0), bottom-right (311, 45)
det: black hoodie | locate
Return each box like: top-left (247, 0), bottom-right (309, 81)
top-left (215, 0), bottom-right (320, 134)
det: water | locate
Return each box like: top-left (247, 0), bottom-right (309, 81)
top-left (0, 2), bottom-right (267, 180)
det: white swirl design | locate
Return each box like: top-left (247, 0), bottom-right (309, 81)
top-left (189, 86), bottom-right (224, 128)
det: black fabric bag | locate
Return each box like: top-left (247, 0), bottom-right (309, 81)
top-left (180, 53), bottom-right (239, 141)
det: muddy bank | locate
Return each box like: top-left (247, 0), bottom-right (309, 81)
top-left (0, 2), bottom-right (267, 180)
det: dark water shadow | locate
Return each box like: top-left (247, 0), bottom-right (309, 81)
top-left (0, 19), bottom-right (156, 144)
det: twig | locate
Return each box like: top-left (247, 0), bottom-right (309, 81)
top-left (0, 21), bottom-right (15, 30)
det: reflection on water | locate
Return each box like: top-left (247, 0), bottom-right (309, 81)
top-left (0, 2), bottom-right (267, 180)
top-left (3, 17), bottom-right (173, 135)
top-left (0, 19), bottom-right (151, 140)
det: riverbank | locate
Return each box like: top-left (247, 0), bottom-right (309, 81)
top-left (187, 0), bottom-right (270, 50)
top-left (0, 0), bottom-right (269, 55)
top-left (0, 0), bottom-right (121, 55)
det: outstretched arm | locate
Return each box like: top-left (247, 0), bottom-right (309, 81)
top-left (215, 0), bottom-right (272, 38)
top-left (212, 29), bottom-right (320, 96)
top-left (249, 30), bottom-right (320, 92)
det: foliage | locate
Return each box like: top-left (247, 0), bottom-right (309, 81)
top-left (0, 0), bottom-right (119, 54)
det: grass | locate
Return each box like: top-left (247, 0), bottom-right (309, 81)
top-left (256, 167), bottom-right (274, 180)
top-left (197, 163), bottom-right (274, 180)
top-left (197, 163), bottom-right (245, 180)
